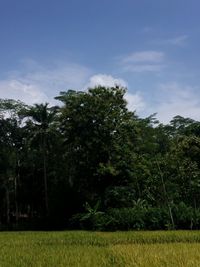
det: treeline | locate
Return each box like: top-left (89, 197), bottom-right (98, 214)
top-left (1, 86), bottom-right (200, 230)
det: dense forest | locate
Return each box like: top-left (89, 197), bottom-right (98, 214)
top-left (1, 86), bottom-right (200, 230)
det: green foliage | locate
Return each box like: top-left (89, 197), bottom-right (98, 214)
top-left (104, 186), bottom-right (136, 208)
top-left (56, 87), bottom-right (137, 203)
top-left (1, 86), bottom-right (200, 230)
top-left (107, 207), bottom-right (146, 230)
top-left (70, 201), bottom-right (109, 230)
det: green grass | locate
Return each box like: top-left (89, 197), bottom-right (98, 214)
top-left (1, 231), bottom-right (200, 266)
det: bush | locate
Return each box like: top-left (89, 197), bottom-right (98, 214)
top-left (145, 207), bottom-right (169, 230)
top-left (69, 201), bottom-right (112, 230)
top-left (70, 203), bottom-right (200, 231)
top-left (69, 211), bottom-right (111, 230)
top-left (173, 202), bottom-right (195, 229)
top-left (104, 186), bottom-right (136, 208)
top-left (106, 207), bottom-right (146, 230)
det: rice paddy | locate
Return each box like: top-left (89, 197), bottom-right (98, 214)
top-left (0, 231), bottom-right (200, 266)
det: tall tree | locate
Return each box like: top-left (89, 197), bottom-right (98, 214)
top-left (22, 103), bottom-right (58, 216)
top-left (0, 99), bottom-right (27, 224)
top-left (56, 86), bottom-right (138, 208)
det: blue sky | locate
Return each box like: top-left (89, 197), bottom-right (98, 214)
top-left (0, 0), bottom-right (200, 122)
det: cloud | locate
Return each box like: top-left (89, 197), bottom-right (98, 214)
top-left (152, 82), bottom-right (200, 123)
top-left (125, 92), bottom-right (145, 112)
top-left (123, 64), bottom-right (164, 73)
top-left (0, 63), bottom-right (145, 113)
top-left (119, 50), bottom-right (165, 73)
top-left (0, 79), bottom-right (49, 105)
top-left (153, 35), bottom-right (188, 46)
top-left (85, 74), bottom-right (145, 112)
top-left (0, 60), bottom-right (91, 105)
top-left (24, 64), bottom-right (91, 91)
top-left (122, 51), bottom-right (164, 63)
top-left (86, 74), bottom-right (127, 88)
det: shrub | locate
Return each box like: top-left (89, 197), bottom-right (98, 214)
top-left (107, 207), bottom-right (146, 230)
top-left (104, 186), bottom-right (136, 208)
top-left (173, 202), bottom-right (194, 229)
top-left (145, 207), bottom-right (169, 230)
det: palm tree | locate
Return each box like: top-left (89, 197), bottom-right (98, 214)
top-left (23, 103), bottom-right (57, 216)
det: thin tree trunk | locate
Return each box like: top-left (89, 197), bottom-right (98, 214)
top-left (5, 186), bottom-right (10, 225)
top-left (135, 175), bottom-right (141, 198)
top-left (14, 175), bottom-right (19, 224)
top-left (156, 159), bottom-right (175, 229)
top-left (43, 136), bottom-right (49, 216)
top-left (14, 158), bottom-right (20, 224)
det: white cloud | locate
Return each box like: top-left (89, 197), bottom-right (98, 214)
top-left (24, 64), bottom-right (90, 91)
top-left (153, 35), bottom-right (188, 46)
top-left (86, 74), bottom-right (127, 88)
top-left (0, 64), bottom-right (145, 113)
top-left (120, 51), bottom-right (165, 73)
top-left (85, 74), bottom-right (145, 112)
top-left (0, 79), bottom-right (49, 105)
top-left (153, 82), bottom-right (200, 123)
top-left (123, 64), bottom-right (164, 73)
top-left (0, 60), bottom-right (91, 105)
top-left (125, 92), bottom-right (145, 112)
top-left (122, 51), bottom-right (164, 63)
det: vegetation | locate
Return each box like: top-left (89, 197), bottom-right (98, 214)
top-left (0, 231), bottom-right (200, 266)
top-left (1, 86), bottom-right (200, 230)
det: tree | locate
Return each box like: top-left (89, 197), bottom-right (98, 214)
top-left (21, 103), bottom-right (58, 216)
top-left (0, 99), bottom-right (27, 224)
top-left (56, 86), bottom-right (138, 208)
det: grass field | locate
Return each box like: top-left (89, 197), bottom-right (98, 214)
top-left (0, 231), bottom-right (200, 266)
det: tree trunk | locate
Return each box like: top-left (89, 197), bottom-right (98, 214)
top-left (156, 159), bottom-right (175, 229)
top-left (43, 136), bottom-right (49, 216)
top-left (14, 173), bottom-right (19, 224)
top-left (5, 186), bottom-right (10, 225)
top-left (14, 157), bottom-right (20, 224)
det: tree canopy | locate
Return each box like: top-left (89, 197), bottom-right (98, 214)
top-left (1, 86), bottom-right (200, 230)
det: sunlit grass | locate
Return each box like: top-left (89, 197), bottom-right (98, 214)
top-left (0, 231), bottom-right (200, 266)
top-left (110, 243), bottom-right (200, 267)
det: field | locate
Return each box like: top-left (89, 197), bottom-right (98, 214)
top-left (1, 231), bottom-right (200, 266)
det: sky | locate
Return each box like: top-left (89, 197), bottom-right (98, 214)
top-left (0, 0), bottom-right (200, 123)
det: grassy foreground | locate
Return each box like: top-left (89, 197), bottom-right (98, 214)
top-left (1, 231), bottom-right (200, 266)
